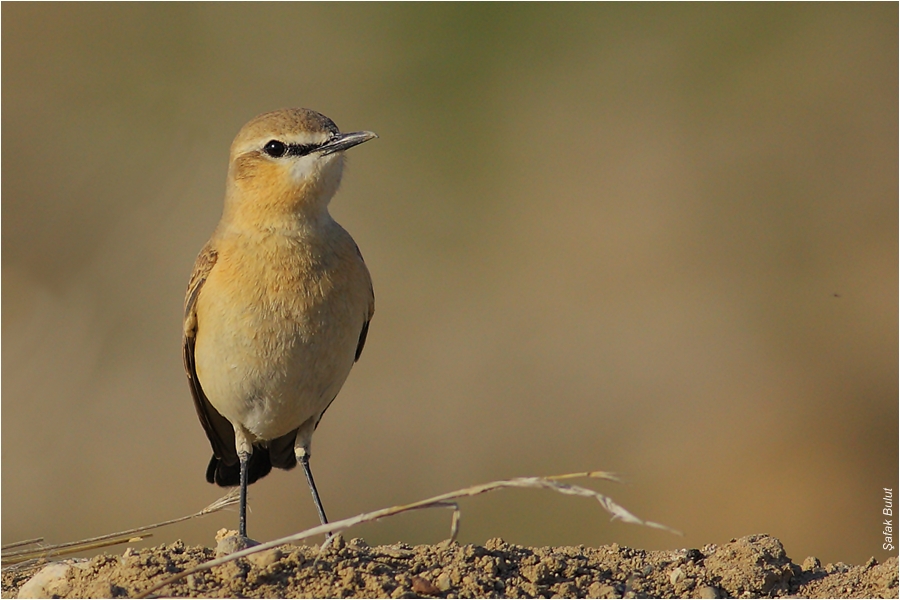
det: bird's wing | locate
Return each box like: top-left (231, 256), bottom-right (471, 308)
top-left (353, 245), bottom-right (376, 362)
top-left (183, 241), bottom-right (237, 466)
top-left (354, 292), bottom-right (374, 362)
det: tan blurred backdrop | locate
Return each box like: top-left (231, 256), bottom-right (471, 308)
top-left (2, 4), bottom-right (897, 566)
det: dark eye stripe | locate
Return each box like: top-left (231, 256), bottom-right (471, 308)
top-left (286, 143), bottom-right (318, 157)
top-left (261, 139), bottom-right (327, 159)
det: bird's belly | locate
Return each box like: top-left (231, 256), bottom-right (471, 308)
top-left (194, 274), bottom-right (361, 442)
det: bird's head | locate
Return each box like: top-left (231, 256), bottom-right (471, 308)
top-left (224, 108), bottom-right (376, 223)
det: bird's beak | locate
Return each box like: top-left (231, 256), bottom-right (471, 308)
top-left (318, 131), bottom-right (378, 156)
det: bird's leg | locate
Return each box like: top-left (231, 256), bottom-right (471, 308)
top-left (234, 426), bottom-right (254, 538)
top-left (238, 450), bottom-right (250, 537)
top-left (295, 421), bottom-right (329, 526)
top-left (298, 448), bottom-right (329, 525)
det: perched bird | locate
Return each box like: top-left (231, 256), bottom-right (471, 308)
top-left (183, 108), bottom-right (376, 537)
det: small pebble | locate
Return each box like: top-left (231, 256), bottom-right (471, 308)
top-left (248, 547), bottom-right (283, 568)
top-left (18, 563), bottom-right (72, 599)
top-left (411, 576), bottom-right (441, 596)
top-left (802, 556), bottom-right (821, 571)
top-left (436, 572), bottom-right (452, 591)
top-left (685, 548), bottom-right (704, 563)
top-left (215, 533), bottom-right (259, 557)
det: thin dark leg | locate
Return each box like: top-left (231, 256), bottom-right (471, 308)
top-left (300, 454), bottom-right (328, 525)
top-left (238, 451), bottom-right (250, 537)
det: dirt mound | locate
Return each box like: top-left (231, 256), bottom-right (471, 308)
top-left (3, 534), bottom-right (897, 598)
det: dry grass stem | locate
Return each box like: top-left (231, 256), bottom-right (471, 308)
top-left (1, 538), bottom-right (44, 551)
top-left (1, 489), bottom-right (240, 569)
top-left (138, 471), bottom-right (679, 598)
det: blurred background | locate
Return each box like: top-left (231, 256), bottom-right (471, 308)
top-left (3, 4), bottom-right (896, 567)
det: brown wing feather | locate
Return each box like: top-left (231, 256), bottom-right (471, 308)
top-left (183, 242), bottom-right (238, 468)
top-left (354, 245), bottom-right (375, 363)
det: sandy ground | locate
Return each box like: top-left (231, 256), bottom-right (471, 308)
top-left (3, 533), bottom-right (896, 599)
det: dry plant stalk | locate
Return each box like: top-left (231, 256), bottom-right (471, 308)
top-left (138, 471), bottom-right (680, 598)
top-left (1, 538), bottom-right (44, 551)
top-left (1, 489), bottom-right (240, 569)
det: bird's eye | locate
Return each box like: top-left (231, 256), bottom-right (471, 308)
top-left (262, 140), bottom-right (287, 158)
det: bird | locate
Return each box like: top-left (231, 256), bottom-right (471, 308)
top-left (182, 108), bottom-right (376, 538)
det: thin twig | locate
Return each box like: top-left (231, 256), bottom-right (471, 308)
top-left (546, 470), bottom-right (620, 482)
top-left (137, 471), bottom-right (679, 598)
top-left (1, 489), bottom-right (240, 568)
top-left (1, 538), bottom-right (43, 551)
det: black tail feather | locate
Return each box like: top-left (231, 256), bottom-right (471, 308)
top-left (206, 445), bottom-right (273, 487)
top-left (205, 428), bottom-right (300, 487)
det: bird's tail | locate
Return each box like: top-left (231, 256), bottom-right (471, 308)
top-left (206, 446), bottom-right (273, 486)
top-left (205, 431), bottom-right (299, 487)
